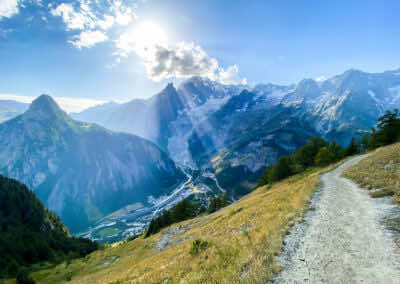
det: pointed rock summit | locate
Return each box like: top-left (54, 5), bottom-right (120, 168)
top-left (25, 94), bottom-right (67, 121)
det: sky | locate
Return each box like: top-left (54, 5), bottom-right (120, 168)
top-left (0, 0), bottom-right (399, 112)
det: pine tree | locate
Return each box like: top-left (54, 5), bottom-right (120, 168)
top-left (375, 109), bottom-right (400, 145)
top-left (328, 139), bottom-right (343, 161)
top-left (345, 137), bottom-right (359, 156)
top-left (270, 156), bottom-right (293, 182)
top-left (315, 147), bottom-right (334, 167)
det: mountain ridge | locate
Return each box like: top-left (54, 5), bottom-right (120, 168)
top-left (0, 95), bottom-right (186, 233)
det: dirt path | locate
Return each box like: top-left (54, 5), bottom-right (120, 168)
top-left (273, 155), bottom-right (400, 283)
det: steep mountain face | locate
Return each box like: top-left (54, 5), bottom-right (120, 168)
top-left (307, 69), bottom-right (400, 143)
top-left (72, 78), bottom-right (244, 154)
top-left (279, 69), bottom-right (400, 144)
top-left (72, 84), bottom-right (185, 149)
top-left (0, 99), bottom-right (29, 122)
top-left (0, 95), bottom-right (185, 233)
top-left (0, 175), bottom-right (98, 277)
top-left (188, 90), bottom-right (318, 197)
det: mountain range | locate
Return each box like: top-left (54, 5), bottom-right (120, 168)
top-left (72, 68), bottom-right (400, 196)
top-left (0, 95), bottom-right (185, 233)
top-left (2, 68), bottom-right (400, 233)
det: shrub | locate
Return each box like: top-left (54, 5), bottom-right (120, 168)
top-left (315, 147), bottom-right (333, 167)
top-left (16, 268), bottom-right (35, 284)
top-left (125, 234), bottom-right (140, 242)
top-left (189, 239), bottom-right (210, 256)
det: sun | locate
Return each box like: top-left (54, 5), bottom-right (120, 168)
top-left (129, 21), bottom-right (167, 57)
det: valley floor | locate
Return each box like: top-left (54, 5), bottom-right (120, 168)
top-left (274, 156), bottom-right (400, 283)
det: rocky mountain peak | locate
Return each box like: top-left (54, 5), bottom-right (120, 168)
top-left (164, 82), bottom-right (176, 92)
top-left (296, 79), bottom-right (321, 99)
top-left (25, 94), bottom-right (67, 121)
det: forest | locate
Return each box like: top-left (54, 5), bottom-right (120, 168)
top-left (0, 175), bottom-right (99, 280)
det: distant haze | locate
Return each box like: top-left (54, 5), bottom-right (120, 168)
top-left (0, 94), bottom-right (106, 113)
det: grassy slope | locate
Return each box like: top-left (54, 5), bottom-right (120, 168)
top-left (343, 143), bottom-right (400, 204)
top-left (32, 166), bottom-right (338, 284)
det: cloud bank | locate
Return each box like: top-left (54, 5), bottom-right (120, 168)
top-left (0, 0), bottom-right (19, 19)
top-left (0, 94), bottom-right (105, 113)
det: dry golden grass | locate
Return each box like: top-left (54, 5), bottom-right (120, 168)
top-left (32, 165), bottom-right (339, 284)
top-left (343, 143), bottom-right (400, 204)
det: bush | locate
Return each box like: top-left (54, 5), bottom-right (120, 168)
top-left (16, 268), bottom-right (35, 284)
top-left (189, 239), bottom-right (210, 256)
top-left (315, 147), bottom-right (333, 167)
top-left (125, 234), bottom-right (140, 242)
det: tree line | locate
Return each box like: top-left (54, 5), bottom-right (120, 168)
top-left (258, 109), bottom-right (400, 186)
top-left (145, 195), bottom-right (228, 237)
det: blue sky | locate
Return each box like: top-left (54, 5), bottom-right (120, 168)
top-left (0, 0), bottom-right (399, 111)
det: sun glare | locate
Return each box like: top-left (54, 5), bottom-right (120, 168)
top-left (131, 21), bottom-right (167, 57)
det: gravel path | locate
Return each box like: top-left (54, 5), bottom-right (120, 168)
top-left (273, 155), bottom-right (400, 284)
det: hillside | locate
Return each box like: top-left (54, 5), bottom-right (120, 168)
top-left (31, 165), bottom-right (334, 283)
top-left (0, 95), bottom-right (185, 233)
top-left (343, 143), bottom-right (400, 204)
top-left (0, 175), bottom-right (98, 278)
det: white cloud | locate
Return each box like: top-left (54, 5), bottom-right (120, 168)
top-left (0, 0), bottom-right (19, 19)
top-left (50, 2), bottom-right (93, 30)
top-left (116, 32), bottom-right (247, 85)
top-left (0, 94), bottom-right (105, 113)
top-left (217, 65), bottom-right (247, 85)
top-left (97, 15), bottom-right (114, 30)
top-left (71, 30), bottom-right (108, 48)
top-left (316, 76), bottom-right (327, 82)
top-left (112, 0), bottom-right (136, 25)
top-left (50, 0), bottom-right (136, 48)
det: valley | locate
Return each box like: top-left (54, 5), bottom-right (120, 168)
top-left (2, 68), bottom-right (400, 241)
top-left (2, 3), bottom-right (399, 283)
top-left (79, 168), bottom-right (226, 243)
